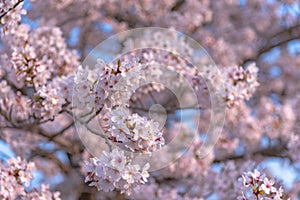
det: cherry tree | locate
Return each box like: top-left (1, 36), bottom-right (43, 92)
top-left (0, 0), bottom-right (300, 199)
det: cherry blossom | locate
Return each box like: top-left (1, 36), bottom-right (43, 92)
top-left (0, 157), bottom-right (61, 200)
top-left (0, 0), bottom-right (300, 199)
top-left (102, 107), bottom-right (165, 153)
top-left (84, 149), bottom-right (150, 195)
top-left (239, 169), bottom-right (289, 199)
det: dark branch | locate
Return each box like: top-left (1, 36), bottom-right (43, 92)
top-left (241, 23), bottom-right (300, 65)
top-left (213, 143), bottom-right (290, 163)
top-left (171, 0), bottom-right (186, 11)
top-left (0, 0), bottom-right (24, 20)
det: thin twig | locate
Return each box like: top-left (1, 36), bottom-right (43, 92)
top-left (74, 114), bottom-right (112, 152)
top-left (49, 122), bottom-right (74, 139)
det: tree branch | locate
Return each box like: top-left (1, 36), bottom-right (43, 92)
top-left (31, 149), bottom-right (70, 174)
top-left (241, 23), bottom-right (300, 65)
top-left (0, 0), bottom-right (24, 20)
top-left (171, 0), bottom-right (186, 11)
top-left (213, 143), bottom-right (290, 163)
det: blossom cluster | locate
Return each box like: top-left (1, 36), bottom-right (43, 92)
top-left (103, 107), bottom-right (165, 153)
top-left (191, 62), bottom-right (259, 108)
top-left (10, 26), bottom-right (77, 85)
top-left (84, 149), bottom-right (150, 195)
top-left (0, 80), bottom-right (31, 123)
top-left (0, 5), bottom-right (78, 124)
top-left (9, 26), bottom-right (77, 120)
top-left (0, 157), bottom-right (61, 200)
top-left (74, 57), bottom-right (146, 111)
top-left (224, 63), bottom-right (259, 107)
top-left (35, 75), bottom-right (74, 119)
top-left (124, 29), bottom-right (260, 109)
top-left (124, 29), bottom-right (193, 58)
top-left (123, 31), bottom-right (201, 95)
top-left (0, 0), bottom-right (26, 35)
top-left (0, 0), bottom-right (79, 124)
top-left (239, 169), bottom-right (289, 200)
top-left (1, 0), bottom-right (300, 199)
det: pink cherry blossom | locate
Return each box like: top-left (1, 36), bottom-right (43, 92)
top-left (0, 0), bottom-right (299, 199)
